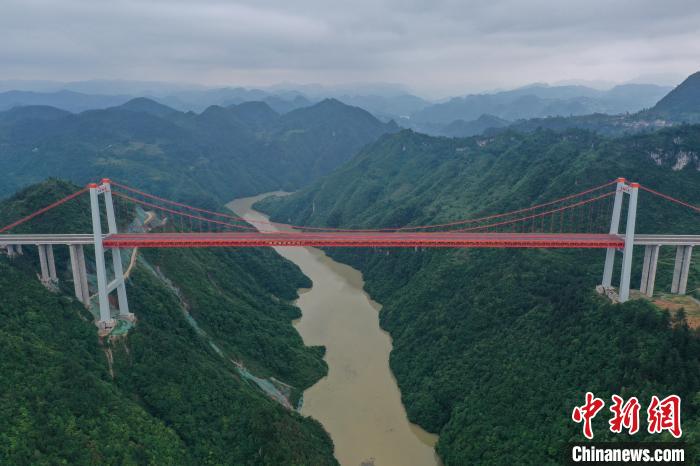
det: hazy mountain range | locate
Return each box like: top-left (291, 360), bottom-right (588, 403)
top-left (0, 79), bottom-right (675, 134)
top-left (498, 71), bottom-right (700, 136)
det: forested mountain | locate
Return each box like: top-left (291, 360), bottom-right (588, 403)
top-left (120, 97), bottom-right (179, 117)
top-left (267, 98), bottom-right (401, 178)
top-left (0, 179), bottom-right (338, 465)
top-left (400, 78), bottom-right (700, 138)
top-left (259, 127), bottom-right (700, 464)
top-left (496, 113), bottom-right (643, 136)
top-left (407, 83), bottom-right (671, 130)
top-left (0, 105), bottom-right (71, 123)
top-left (0, 79), bottom-right (683, 141)
top-left (438, 114), bottom-right (510, 137)
top-left (2, 77), bottom-right (698, 466)
top-left (0, 98), bottom-right (397, 201)
top-left (0, 96), bottom-right (395, 464)
top-left (647, 71), bottom-right (700, 123)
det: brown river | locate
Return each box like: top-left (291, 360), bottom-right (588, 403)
top-left (228, 193), bottom-right (440, 466)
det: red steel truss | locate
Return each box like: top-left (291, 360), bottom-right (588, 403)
top-left (102, 232), bottom-right (625, 249)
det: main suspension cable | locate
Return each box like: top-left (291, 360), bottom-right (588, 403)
top-left (638, 184), bottom-right (700, 213)
top-left (110, 179), bottom-right (618, 233)
top-left (0, 187), bottom-right (89, 233)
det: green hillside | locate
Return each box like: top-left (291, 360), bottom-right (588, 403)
top-left (649, 72), bottom-right (700, 122)
top-left (0, 98), bottom-right (397, 202)
top-left (0, 180), bottom-right (337, 465)
top-left (259, 127), bottom-right (700, 464)
top-left (439, 114), bottom-right (510, 137)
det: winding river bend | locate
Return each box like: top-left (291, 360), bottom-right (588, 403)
top-left (228, 193), bottom-right (440, 466)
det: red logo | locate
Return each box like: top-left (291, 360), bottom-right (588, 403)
top-left (572, 393), bottom-right (682, 439)
top-left (572, 392), bottom-right (605, 439)
top-left (609, 395), bottom-right (641, 435)
top-left (647, 395), bottom-right (682, 438)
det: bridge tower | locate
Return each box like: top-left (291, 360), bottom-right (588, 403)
top-left (601, 178), bottom-right (639, 303)
top-left (89, 179), bottom-right (133, 333)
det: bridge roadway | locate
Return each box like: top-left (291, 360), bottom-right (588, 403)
top-left (105, 232), bottom-right (626, 248)
top-left (0, 234), bottom-right (95, 245)
top-left (632, 234), bottom-right (700, 246)
top-left (1, 233), bottom-right (698, 249)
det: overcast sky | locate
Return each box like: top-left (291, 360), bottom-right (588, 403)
top-left (2, 0), bottom-right (699, 97)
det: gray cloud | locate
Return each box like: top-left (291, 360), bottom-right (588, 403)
top-left (1, 0), bottom-right (699, 96)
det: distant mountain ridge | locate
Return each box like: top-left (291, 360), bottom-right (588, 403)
top-left (120, 97), bottom-right (178, 117)
top-left (0, 105), bottom-right (71, 123)
top-left (2, 74), bottom-right (695, 142)
top-left (0, 98), bottom-right (398, 200)
top-left (438, 114), bottom-right (510, 137)
top-left (0, 79), bottom-right (676, 129)
top-left (226, 101), bottom-right (280, 130)
top-left (0, 89), bottom-right (132, 113)
top-left (407, 83), bottom-right (672, 130)
top-left (477, 71), bottom-right (700, 137)
top-left (0, 87), bottom-right (313, 115)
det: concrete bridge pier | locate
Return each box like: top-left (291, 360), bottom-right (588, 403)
top-left (46, 245), bottom-right (57, 283)
top-left (69, 244), bottom-right (90, 306)
top-left (639, 245), bottom-right (660, 297)
top-left (5, 244), bottom-right (23, 257)
top-left (37, 244), bottom-right (58, 288)
top-left (37, 244), bottom-right (48, 283)
top-left (671, 245), bottom-right (693, 295)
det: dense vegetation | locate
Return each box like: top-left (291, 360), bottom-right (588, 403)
top-left (1, 77), bottom-right (698, 464)
top-left (0, 258), bottom-right (187, 465)
top-left (260, 126), bottom-right (700, 464)
top-left (0, 180), bottom-right (338, 465)
top-left (0, 97), bottom-right (397, 202)
top-left (649, 72), bottom-right (700, 123)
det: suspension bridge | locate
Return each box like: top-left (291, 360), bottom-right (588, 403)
top-left (0, 178), bottom-right (697, 334)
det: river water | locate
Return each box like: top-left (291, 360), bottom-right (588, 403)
top-left (228, 193), bottom-right (440, 466)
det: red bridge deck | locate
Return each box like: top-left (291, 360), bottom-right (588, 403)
top-left (103, 232), bottom-right (625, 249)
